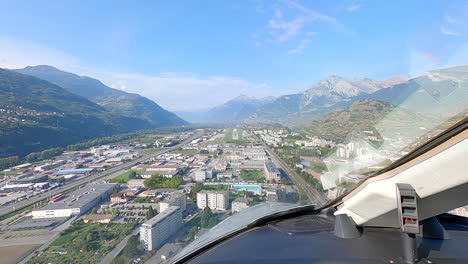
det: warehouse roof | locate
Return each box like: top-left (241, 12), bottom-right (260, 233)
top-left (53, 168), bottom-right (94, 175)
top-left (34, 183), bottom-right (116, 211)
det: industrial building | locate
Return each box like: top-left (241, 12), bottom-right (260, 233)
top-left (52, 168), bottom-right (95, 176)
top-left (0, 183), bottom-right (49, 193)
top-left (31, 183), bottom-right (116, 219)
top-left (197, 190), bottom-right (229, 211)
top-left (140, 206), bottom-right (183, 250)
top-left (264, 162), bottom-right (281, 182)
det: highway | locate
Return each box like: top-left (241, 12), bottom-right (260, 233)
top-left (254, 135), bottom-right (328, 206)
top-left (0, 130), bottom-right (204, 219)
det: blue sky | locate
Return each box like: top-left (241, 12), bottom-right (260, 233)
top-left (1, 0), bottom-right (468, 110)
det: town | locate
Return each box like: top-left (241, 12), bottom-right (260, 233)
top-left (2, 125), bottom-right (460, 264)
top-left (0, 128), bottom-right (304, 264)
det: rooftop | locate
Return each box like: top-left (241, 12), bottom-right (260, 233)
top-left (142, 206), bottom-right (180, 227)
top-left (233, 197), bottom-right (249, 204)
top-left (53, 168), bottom-right (94, 175)
top-left (83, 214), bottom-right (115, 221)
top-left (34, 183), bottom-right (116, 211)
top-left (198, 190), bottom-right (229, 195)
top-left (264, 162), bottom-right (280, 173)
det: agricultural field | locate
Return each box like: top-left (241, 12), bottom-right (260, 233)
top-left (239, 169), bottom-right (264, 182)
top-left (109, 170), bottom-right (137, 183)
top-left (28, 221), bottom-right (136, 264)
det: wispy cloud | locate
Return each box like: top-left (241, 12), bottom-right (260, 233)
top-left (288, 32), bottom-right (315, 54)
top-left (344, 0), bottom-right (362, 12)
top-left (282, 0), bottom-right (337, 24)
top-left (347, 4), bottom-right (361, 12)
top-left (288, 38), bottom-right (311, 54)
top-left (265, 0), bottom-right (336, 43)
top-left (440, 26), bottom-right (461, 36)
top-left (268, 9), bottom-right (306, 42)
top-left (444, 15), bottom-right (456, 24)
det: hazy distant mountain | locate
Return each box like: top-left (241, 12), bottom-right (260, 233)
top-left (362, 66), bottom-right (468, 117)
top-left (0, 69), bottom-right (152, 157)
top-left (15, 65), bottom-right (188, 127)
top-left (174, 108), bottom-right (210, 123)
top-left (247, 75), bottom-right (409, 124)
top-left (200, 95), bottom-right (275, 124)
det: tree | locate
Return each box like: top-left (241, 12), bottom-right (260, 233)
top-left (25, 152), bottom-right (41, 162)
top-left (0, 156), bottom-right (20, 170)
top-left (186, 226), bottom-right (198, 242)
top-left (280, 178), bottom-right (290, 185)
top-left (130, 170), bottom-right (137, 179)
top-left (190, 182), bottom-right (204, 200)
top-left (146, 207), bottom-right (156, 220)
top-left (111, 256), bottom-right (127, 264)
top-left (200, 207), bottom-right (213, 228)
top-left (122, 235), bottom-right (141, 258)
top-left (208, 217), bottom-right (218, 228)
top-left (86, 232), bottom-right (96, 242)
top-left (144, 174), bottom-right (183, 189)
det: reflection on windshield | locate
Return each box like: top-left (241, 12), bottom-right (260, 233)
top-left (173, 202), bottom-right (299, 262)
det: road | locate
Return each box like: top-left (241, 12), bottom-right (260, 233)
top-left (0, 131), bottom-right (204, 219)
top-left (261, 141), bottom-right (328, 206)
top-left (99, 227), bottom-right (140, 264)
top-left (232, 128), bottom-right (239, 140)
top-left (17, 218), bottom-right (74, 264)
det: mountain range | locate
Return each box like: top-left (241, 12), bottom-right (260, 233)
top-left (14, 65), bottom-right (187, 127)
top-left (0, 69), bottom-right (153, 157)
top-left (245, 75), bottom-right (411, 124)
top-left (2, 64), bottom-right (467, 157)
top-left (175, 95), bottom-right (275, 123)
top-left (243, 66), bottom-right (465, 124)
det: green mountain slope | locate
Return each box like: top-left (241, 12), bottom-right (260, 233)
top-left (15, 65), bottom-right (188, 127)
top-left (0, 69), bottom-right (152, 157)
top-left (301, 100), bottom-right (434, 143)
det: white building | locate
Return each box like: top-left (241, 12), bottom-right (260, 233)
top-left (264, 162), bottom-right (281, 182)
top-left (242, 148), bottom-right (267, 161)
top-left (194, 168), bottom-right (213, 182)
top-left (197, 190), bottom-right (229, 211)
top-left (231, 198), bottom-right (249, 213)
top-left (31, 183), bottom-right (116, 219)
top-left (140, 206), bottom-right (183, 250)
top-left (160, 191), bottom-right (186, 212)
